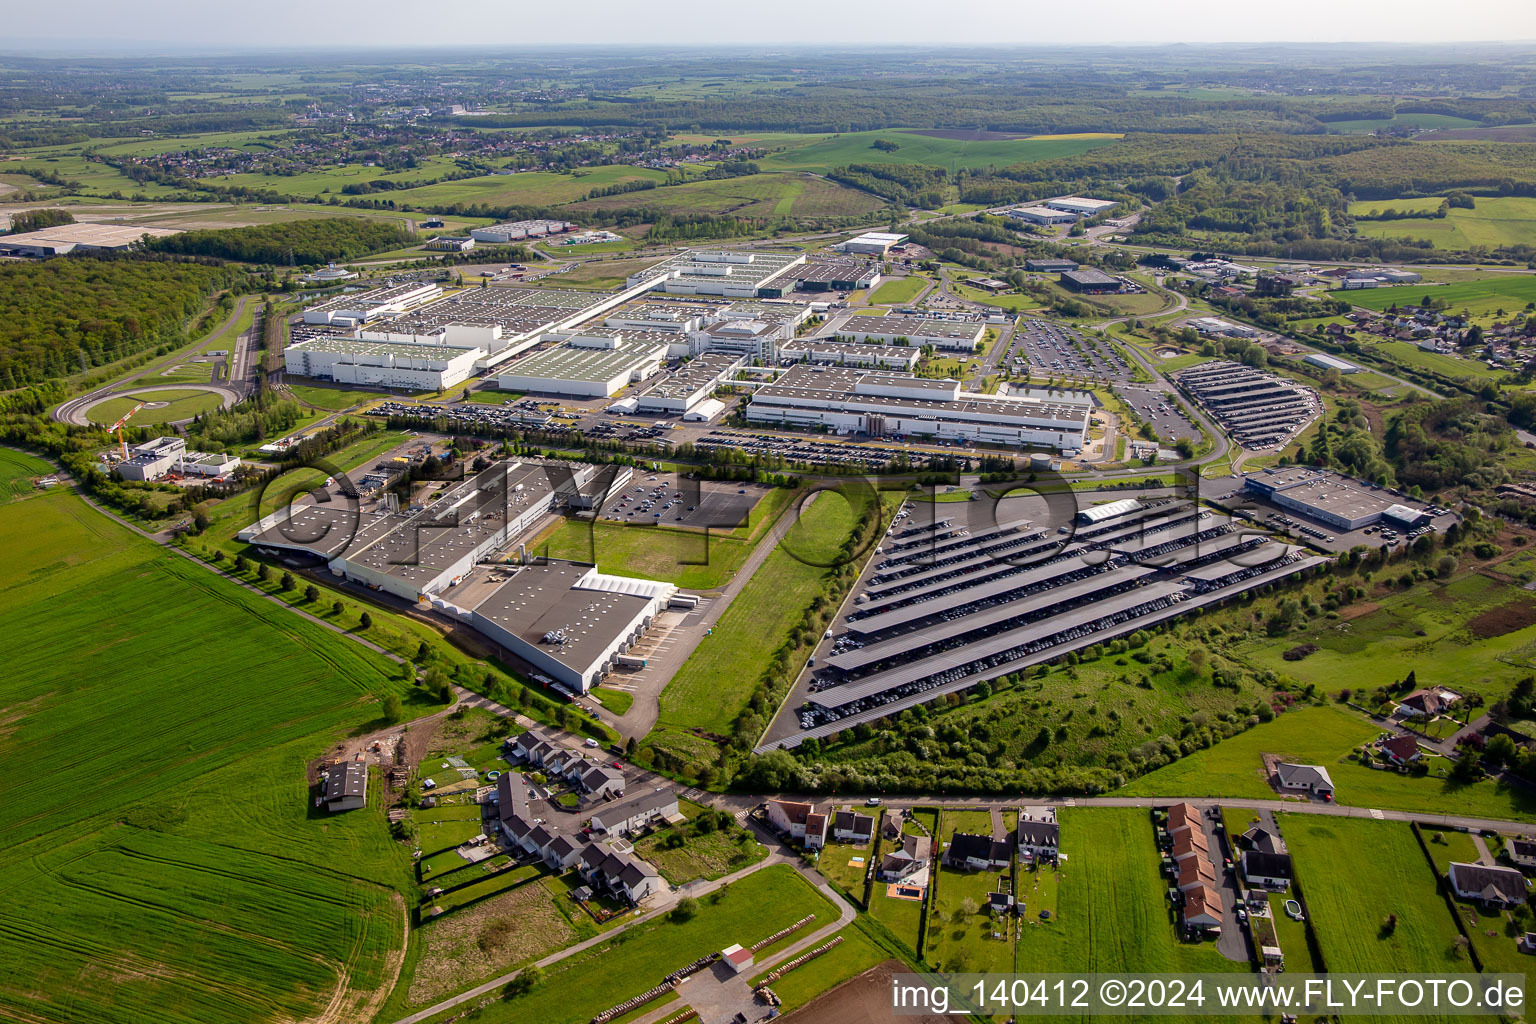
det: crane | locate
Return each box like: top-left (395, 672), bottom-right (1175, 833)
top-left (109, 402), bottom-right (144, 461)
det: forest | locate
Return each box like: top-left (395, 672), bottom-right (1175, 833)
top-left (146, 218), bottom-right (415, 265)
top-left (0, 257), bottom-right (234, 387)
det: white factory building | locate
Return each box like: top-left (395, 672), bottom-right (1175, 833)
top-left (284, 332), bottom-right (481, 390)
top-left (496, 334), bottom-right (667, 398)
top-left (470, 220), bottom-right (573, 243)
top-left (301, 282), bottom-right (443, 327)
top-left (832, 315), bottom-right (985, 352)
top-left (778, 340), bottom-right (921, 370)
top-left (635, 353), bottom-right (745, 414)
top-left (1189, 316), bottom-right (1258, 338)
top-left (746, 365), bottom-right (1090, 450)
top-left (627, 250), bottom-right (806, 299)
top-left (1302, 352), bottom-right (1361, 374)
top-left (838, 232), bottom-right (908, 256)
top-left (1045, 196), bottom-right (1119, 218)
top-left (115, 436), bottom-right (241, 482)
top-left (1008, 207), bottom-right (1078, 227)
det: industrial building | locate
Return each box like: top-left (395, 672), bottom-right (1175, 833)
top-left (1059, 268), bottom-right (1121, 294)
top-left (745, 365), bottom-right (1090, 449)
top-left (627, 249), bottom-right (806, 298)
top-left (1241, 467), bottom-right (1433, 532)
top-left (1302, 352), bottom-right (1360, 374)
top-left (495, 334), bottom-right (667, 398)
top-left (1174, 361), bottom-right (1320, 450)
top-left (284, 333), bottom-right (481, 390)
top-left (0, 222), bottom-right (180, 257)
top-left (767, 497), bottom-right (1326, 748)
top-left (775, 257), bottom-right (883, 293)
top-left (838, 232), bottom-right (909, 256)
top-left (424, 235), bottom-right (475, 252)
top-left (301, 282), bottom-right (444, 327)
top-left (470, 219), bottom-right (573, 243)
top-left (1189, 317), bottom-right (1257, 338)
top-left (778, 340), bottom-right (921, 370)
top-left (1045, 196), bottom-right (1119, 217)
top-left (634, 353), bottom-right (744, 414)
top-left (1008, 207), bottom-right (1077, 227)
top-left (114, 436), bottom-right (241, 482)
top-left (831, 315), bottom-right (985, 352)
top-left (1025, 258), bottom-right (1079, 272)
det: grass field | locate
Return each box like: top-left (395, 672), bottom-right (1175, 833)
top-left (86, 388), bottom-right (225, 426)
top-left (1331, 274), bottom-right (1536, 327)
top-left (0, 447), bottom-right (50, 503)
top-left (758, 130), bottom-right (1119, 174)
top-left (759, 922), bottom-right (892, 1015)
top-left (655, 490), bottom-right (865, 736)
top-left (462, 864), bottom-right (838, 1024)
top-left (1284, 817), bottom-right (1467, 989)
top-left (631, 800), bottom-right (767, 884)
top-left (1121, 703), bottom-right (1536, 822)
top-left (869, 276), bottom-right (926, 305)
top-left (1324, 113), bottom-right (1481, 134)
top-left (0, 473), bottom-right (411, 1024)
top-left (287, 383), bottom-right (388, 411)
top-left (567, 172), bottom-right (883, 219)
top-left (1350, 196), bottom-right (1536, 251)
top-left (387, 165), bottom-right (671, 209)
top-left (534, 517), bottom-right (756, 590)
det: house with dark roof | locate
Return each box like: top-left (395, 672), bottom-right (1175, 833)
top-left (1449, 862), bottom-right (1529, 907)
top-left (589, 788), bottom-right (679, 837)
top-left (1398, 687), bottom-right (1460, 720)
top-left (1238, 825), bottom-right (1285, 856)
top-left (804, 811), bottom-right (829, 850)
top-left (1016, 805), bottom-right (1059, 861)
top-left (945, 832), bottom-right (1011, 871)
top-left (578, 841), bottom-right (664, 904)
top-left (544, 832), bottom-right (584, 871)
top-left (1509, 839), bottom-right (1536, 869)
top-left (882, 809), bottom-right (904, 839)
top-left (831, 810), bottom-right (875, 844)
top-left (1274, 762), bottom-right (1335, 797)
top-left (578, 764), bottom-right (626, 801)
top-left (322, 761), bottom-right (368, 813)
top-left (879, 834), bottom-right (931, 881)
top-left (1242, 851), bottom-right (1293, 890)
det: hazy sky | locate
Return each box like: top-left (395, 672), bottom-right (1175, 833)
top-left (7, 0), bottom-right (1536, 49)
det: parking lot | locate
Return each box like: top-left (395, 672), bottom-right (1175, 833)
top-left (1115, 385), bottom-right (1201, 443)
top-left (599, 474), bottom-right (765, 530)
top-left (1009, 318), bottom-right (1132, 383)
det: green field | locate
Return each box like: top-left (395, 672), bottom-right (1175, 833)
top-left (1324, 113), bottom-right (1481, 134)
top-left (0, 472), bottom-right (411, 1024)
top-left (86, 388), bottom-right (226, 426)
top-left (388, 164), bottom-right (671, 209)
top-left (1284, 817), bottom-right (1467, 992)
top-left (0, 447), bottom-right (51, 503)
top-left (462, 864), bottom-right (837, 1024)
top-left (1121, 703), bottom-right (1536, 822)
top-left (1331, 274), bottom-right (1536, 327)
top-left (287, 383), bottom-right (388, 411)
top-left (567, 171), bottom-right (883, 219)
top-left (655, 490), bottom-right (866, 736)
top-left (869, 276), bottom-right (927, 305)
top-left (759, 130), bottom-right (1120, 174)
top-left (1350, 196), bottom-right (1536, 251)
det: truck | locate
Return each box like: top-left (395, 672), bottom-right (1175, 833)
top-left (615, 654), bottom-right (647, 670)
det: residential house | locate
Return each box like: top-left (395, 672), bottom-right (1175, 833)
top-left (1183, 885), bottom-right (1224, 930)
top-left (496, 771), bottom-right (534, 845)
top-left (1166, 802), bottom-right (1201, 835)
top-left (1382, 735), bottom-right (1422, 765)
top-left (804, 811), bottom-right (829, 850)
top-left (578, 841), bottom-right (664, 904)
top-left (945, 832), bottom-right (1012, 871)
top-left (589, 788), bottom-right (679, 837)
top-left (1399, 687), bottom-right (1461, 720)
top-left (881, 809), bottom-right (904, 840)
top-left (1016, 805), bottom-right (1060, 861)
top-left (766, 799), bottom-right (816, 839)
top-left (1170, 827), bottom-right (1210, 863)
top-left (1238, 825), bottom-right (1285, 856)
top-left (1509, 839), bottom-right (1536, 869)
top-left (831, 810), bottom-right (875, 844)
top-left (1242, 851), bottom-right (1293, 890)
top-left (879, 835), bottom-right (931, 881)
top-left (1274, 762), bottom-right (1335, 798)
top-left (543, 832), bottom-right (584, 871)
top-left (578, 764), bottom-right (626, 801)
top-left (1448, 862), bottom-right (1529, 907)
top-left (322, 761), bottom-right (368, 813)
top-left (1177, 855), bottom-right (1219, 893)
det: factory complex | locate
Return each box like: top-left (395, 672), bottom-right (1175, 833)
top-left (238, 458), bottom-right (678, 696)
top-left (745, 365), bottom-right (1091, 450)
top-left (1241, 467), bottom-right (1434, 532)
top-left (0, 221), bottom-right (181, 257)
top-left (112, 436), bottom-right (242, 482)
top-left (767, 495), bottom-right (1327, 747)
top-left (830, 315), bottom-right (986, 351)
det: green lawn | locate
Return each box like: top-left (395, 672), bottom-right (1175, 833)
top-left (1349, 196), bottom-right (1536, 251)
top-left (593, 686), bottom-right (634, 716)
top-left (1331, 274), bottom-right (1536, 328)
top-left (656, 490), bottom-right (863, 735)
top-left (869, 276), bottom-right (926, 305)
top-left (86, 388), bottom-right (226, 426)
top-left (287, 383), bottom-right (388, 411)
top-left (387, 165), bottom-right (671, 209)
top-left (534, 517), bottom-right (757, 591)
top-left (631, 800), bottom-right (767, 884)
top-left (0, 447), bottom-right (50, 503)
top-left (1121, 703), bottom-right (1536, 822)
top-left (0, 478), bottom-right (411, 1024)
top-left (759, 130), bottom-right (1118, 174)
top-left (1284, 817), bottom-right (1467, 986)
top-left (467, 865), bottom-right (838, 1024)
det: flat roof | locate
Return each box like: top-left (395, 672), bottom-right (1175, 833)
top-left (499, 341), bottom-right (665, 383)
top-left (463, 562), bottom-right (652, 674)
top-left (839, 315), bottom-right (984, 340)
top-left (0, 222), bottom-right (180, 247)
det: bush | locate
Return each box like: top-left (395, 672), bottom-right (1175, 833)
top-left (671, 896), bottom-right (698, 922)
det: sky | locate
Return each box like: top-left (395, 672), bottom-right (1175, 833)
top-left (6, 0), bottom-right (1536, 50)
